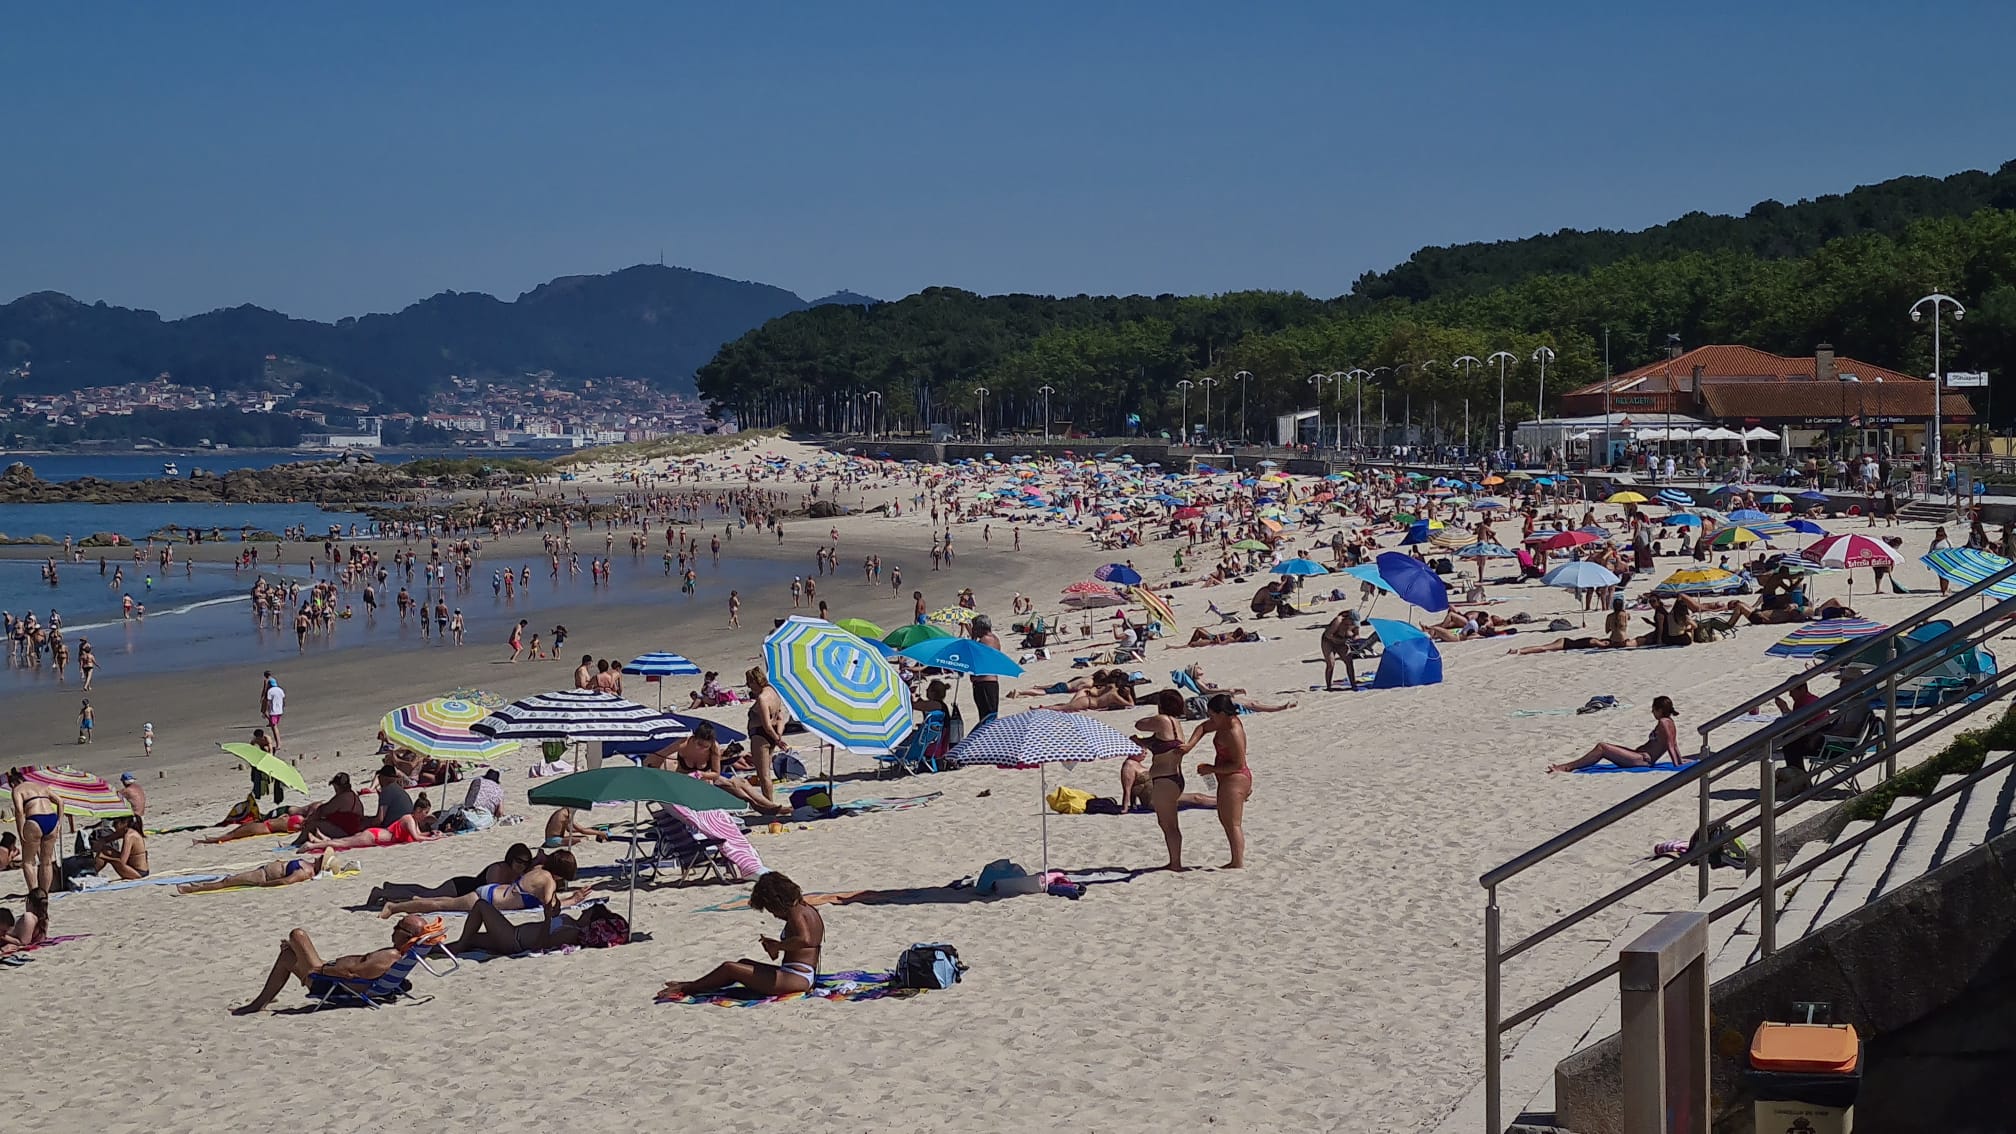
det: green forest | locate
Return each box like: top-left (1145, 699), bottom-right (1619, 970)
top-left (697, 162), bottom-right (2016, 444)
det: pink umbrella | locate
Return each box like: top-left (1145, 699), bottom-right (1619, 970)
top-left (1803, 533), bottom-right (1899, 593)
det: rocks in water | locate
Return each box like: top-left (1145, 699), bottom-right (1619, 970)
top-left (0, 458), bottom-right (446, 505)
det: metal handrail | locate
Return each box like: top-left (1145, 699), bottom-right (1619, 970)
top-left (1478, 562), bottom-right (2016, 1132)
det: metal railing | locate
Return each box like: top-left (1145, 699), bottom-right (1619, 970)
top-left (1477, 558), bottom-right (2016, 1132)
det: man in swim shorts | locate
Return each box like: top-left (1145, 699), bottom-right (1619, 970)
top-left (231, 914), bottom-right (431, 1015)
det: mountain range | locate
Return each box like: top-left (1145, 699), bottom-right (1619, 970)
top-left (0, 266), bottom-right (880, 412)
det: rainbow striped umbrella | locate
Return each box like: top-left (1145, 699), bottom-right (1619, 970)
top-left (1919, 548), bottom-right (2016, 599)
top-left (764, 616), bottom-right (910, 754)
top-left (1130, 584), bottom-right (1177, 627)
top-left (1766, 618), bottom-right (1890, 658)
top-left (24, 766), bottom-right (131, 819)
top-left (381, 697), bottom-right (519, 762)
top-left (1708, 525), bottom-right (1772, 548)
top-left (1653, 567), bottom-right (1741, 595)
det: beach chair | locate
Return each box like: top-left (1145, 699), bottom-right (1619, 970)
top-left (307, 929), bottom-right (458, 1011)
top-left (1206, 601), bottom-right (1240, 624)
top-left (635, 804), bottom-right (734, 885)
top-left (876, 713), bottom-right (945, 778)
top-left (1808, 700), bottom-right (1882, 794)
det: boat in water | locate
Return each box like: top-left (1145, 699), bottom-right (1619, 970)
top-left (162, 462), bottom-right (180, 477)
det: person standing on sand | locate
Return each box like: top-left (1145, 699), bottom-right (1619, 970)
top-left (913, 590), bottom-right (927, 625)
top-left (969, 616), bottom-right (1002, 720)
top-left (745, 668), bottom-right (791, 806)
top-left (1182, 694), bottom-right (1253, 869)
top-left (77, 637), bottom-right (95, 689)
top-left (262, 674), bottom-right (286, 750)
top-left (508, 619), bottom-right (528, 662)
top-left (9, 769), bottom-right (62, 893)
top-left (728, 589), bottom-right (741, 628)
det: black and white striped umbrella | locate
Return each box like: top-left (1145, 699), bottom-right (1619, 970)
top-left (471, 690), bottom-right (690, 743)
top-left (948, 709), bottom-right (1139, 881)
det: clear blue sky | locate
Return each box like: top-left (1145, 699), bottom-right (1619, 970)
top-left (8, 2), bottom-right (2015, 321)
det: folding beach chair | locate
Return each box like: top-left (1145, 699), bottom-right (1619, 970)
top-left (876, 713), bottom-right (945, 778)
top-left (1206, 601), bottom-right (1241, 624)
top-left (307, 928), bottom-right (458, 1011)
top-left (636, 803), bottom-right (734, 885)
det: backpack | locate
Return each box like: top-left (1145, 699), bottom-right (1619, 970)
top-left (578, 909), bottom-right (630, 948)
top-left (894, 943), bottom-right (966, 990)
top-left (1084, 797), bottom-right (1124, 815)
top-left (771, 751), bottom-right (808, 781)
top-left (1691, 821), bottom-right (1749, 870)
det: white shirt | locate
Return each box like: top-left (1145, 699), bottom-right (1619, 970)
top-left (264, 685), bottom-right (285, 716)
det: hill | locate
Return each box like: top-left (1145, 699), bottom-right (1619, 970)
top-left (0, 264), bottom-right (808, 411)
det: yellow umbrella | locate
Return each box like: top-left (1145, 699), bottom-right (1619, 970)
top-left (1130, 584), bottom-right (1177, 627)
top-left (1605, 491), bottom-right (1649, 504)
top-left (220, 743), bottom-right (310, 794)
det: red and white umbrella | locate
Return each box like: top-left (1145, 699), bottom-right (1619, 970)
top-left (1804, 533), bottom-right (1898, 569)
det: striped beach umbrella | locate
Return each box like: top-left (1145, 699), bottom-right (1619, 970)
top-left (1766, 618), bottom-right (1890, 658)
top-left (1658, 489), bottom-right (1694, 507)
top-left (1806, 533), bottom-right (1899, 569)
top-left (1653, 567), bottom-right (1740, 595)
top-left (1920, 548), bottom-right (2016, 600)
top-left (949, 709), bottom-right (1141, 878)
top-left (23, 766), bottom-right (131, 819)
top-left (1708, 525), bottom-right (1772, 548)
top-left (1061, 580), bottom-right (1119, 598)
top-left (381, 698), bottom-right (519, 762)
top-left (472, 690), bottom-right (689, 744)
top-left (1093, 562), bottom-right (1143, 585)
top-left (764, 616), bottom-right (910, 754)
top-left (1429, 528), bottom-right (1475, 550)
top-left (623, 652), bottom-right (701, 679)
top-left (1130, 584), bottom-right (1177, 627)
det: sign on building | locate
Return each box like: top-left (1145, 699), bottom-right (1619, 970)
top-left (1945, 371), bottom-right (1990, 388)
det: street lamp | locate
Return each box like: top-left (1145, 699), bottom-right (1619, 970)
top-left (859, 390), bottom-right (883, 440)
top-left (1369, 366), bottom-right (1392, 451)
top-left (1176, 379), bottom-right (1194, 444)
top-left (1306, 373), bottom-right (1329, 448)
top-left (1233, 371), bottom-right (1252, 445)
top-left (1344, 368), bottom-right (1372, 457)
top-left (1036, 385), bottom-right (1055, 442)
top-left (1910, 292), bottom-right (1965, 479)
top-left (1326, 371), bottom-right (1348, 453)
top-left (973, 386), bottom-right (989, 443)
top-left (1453, 356), bottom-right (1481, 453)
top-left (1487, 350), bottom-right (1516, 457)
top-left (1200, 375), bottom-right (1218, 444)
top-left (1531, 346), bottom-right (1555, 423)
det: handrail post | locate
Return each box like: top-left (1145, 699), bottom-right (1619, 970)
top-left (1697, 746), bottom-right (1712, 901)
top-left (1485, 888), bottom-right (1502, 1134)
top-left (1884, 638), bottom-right (1899, 781)
top-left (1758, 741), bottom-right (1778, 957)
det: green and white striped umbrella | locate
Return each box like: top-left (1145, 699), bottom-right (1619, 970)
top-left (763, 616), bottom-right (910, 754)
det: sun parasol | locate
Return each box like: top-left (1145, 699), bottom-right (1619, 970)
top-left (883, 622), bottom-right (952, 650)
top-left (1093, 563), bottom-right (1143, 585)
top-left (1374, 551), bottom-right (1450, 613)
top-left (527, 765), bottom-right (742, 924)
top-left (1130, 584), bottom-right (1177, 628)
top-left (380, 698), bottom-right (519, 763)
top-left (1707, 525), bottom-right (1772, 548)
top-left (834, 617), bottom-right (886, 640)
top-left (928, 606), bottom-right (979, 625)
top-left (1606, 491), bottom-right (1649, 504)
top-left (1920, 548), bottom-right (2016, 600)
top-left (1766, 618), bottom-right (1890, 659)
top-left (1653, 566), bottom-right (1740, 595)
top-left (1805, 533), bottom-right (1898, 569)
top-left (947, 710), bottom-right (1140, 879)
top-left (220, 743), bottom-right (311, 794)
top-left (899, 636), bottom-right (1024, 678)
top-left (1061, 580), bottom-right (1119, 598)
top-left (472, 690), bottom-right (690, 746)
top-left (764, 616), bottom-right (911, 754)
top-left (1229, 539), bottom-right (1270, 552)
top-left (23, 766), bottom-right (131, 819)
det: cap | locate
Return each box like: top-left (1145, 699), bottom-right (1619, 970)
top-left (120, 772), bottom-right (136, 783)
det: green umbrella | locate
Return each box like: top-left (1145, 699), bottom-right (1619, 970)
top-left (528, 766), bottom-right (742, 924)
top-left (220, 743), bottom-right (309, 795)
top-left (882, 623), bottom-right (953, 650)
top-left (1229, 539), bottom-right (1270, 552)
top-left (835, 617), bottom-right (886, 640)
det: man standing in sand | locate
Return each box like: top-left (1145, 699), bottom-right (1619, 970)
top-left (969, 616), bottom-right (1003, 721)
top-left (262, 674), bottom-right (286, 748)
top-left (117, 772), bottom-right (146, 820)
top-left (745, 667), bottom-right (791, 805)
top-left (231, 914), bottom-right (429, 1015)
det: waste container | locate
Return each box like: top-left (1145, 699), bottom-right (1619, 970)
top-left (1747, 1021), bottom-right (1861, 1134)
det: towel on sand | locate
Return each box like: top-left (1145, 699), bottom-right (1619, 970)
top-left (1572, 763), bottom-right (1687, 774)
top-left (657, 969), bottom-right (903, 1006)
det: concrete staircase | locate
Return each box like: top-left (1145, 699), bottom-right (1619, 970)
top-left (1897, 498), bottom-right (1958, 524)
top-left (1433, 758), bottom-right (2016, 1133)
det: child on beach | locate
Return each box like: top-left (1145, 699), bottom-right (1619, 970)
top-left (142, 722), bottom-right (154, 758)
top-left (77, 700), bottom-right (93, 744)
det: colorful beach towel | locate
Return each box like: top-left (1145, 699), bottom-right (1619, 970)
top-left (2, 933), bottom-right (92, 963)
top-left (57, 873), bottom-right (226, 895)
top-left (1572, 763), bottom-right (1689, 774)
top-left (657, 969), bottom-right (904, 1006)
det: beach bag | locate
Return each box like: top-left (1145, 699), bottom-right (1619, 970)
top-left (894, 943), bottom-right (966, 990)
top-left (1084, 797), bottom-right (1124, 815)
top-left (1691, 821), bottom-right (1749, 870)
top-left (772, 751), bottom-right (808, 780)
top-left (1046, 785), bottom-right (1093, 815)
top-left (944, 705), bottom-right (966, 746)
top-left (578, 909), bottom-right (630, 948)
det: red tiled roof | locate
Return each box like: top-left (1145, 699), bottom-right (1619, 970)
top-left (1700, 381), bottom-right (1972, 421)
top-left (1565, 345), bottom-right (1921, 396)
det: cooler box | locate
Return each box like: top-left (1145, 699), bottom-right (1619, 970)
top-left (1747, 1021), bottom-right (1861, 1134)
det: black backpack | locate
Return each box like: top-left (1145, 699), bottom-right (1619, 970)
top-left (894, 943), bottom-right (967, 990)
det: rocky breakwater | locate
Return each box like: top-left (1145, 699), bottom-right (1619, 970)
top-left (0, 459), bottom-right (425, 505)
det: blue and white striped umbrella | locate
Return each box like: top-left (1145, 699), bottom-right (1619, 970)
top-left (623, 652), bottom-right (702, 678)
top-left (472, 690), bottom-right (689, 743)
top-left (1658, 489), bottom-right (1694, 507)
top-left (1921, 548), bottom-right (2016, 600)
top-left (763, 616), bottom-right (910, 754)
top-left (948, 709), bottom-right (1142, 878)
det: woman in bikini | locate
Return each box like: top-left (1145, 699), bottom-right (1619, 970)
top-left (8, 769), bottom-right (63, 894)
top-left (1131, 689), bottom-right (1190, 869)
top-left (665, 722), bottom-right (789, 814)
top-left (176, 848), bottom-right (339, 894)
top-left (1548, 695), bottom-right (1684, 773)
top-left (288, 771), bottom-right (366, 848)
top-left (367, 843), bottom-right (537, 908)
top-left (1, 888), bottom-right (50, 954)
top-left (299, 797), bottom-right (441, 852)
top-left (1125, 689), bottom-right (1186, 819)
top-left (658, 871), bottom-right (824, 999)
top-left (1507, 597), bottom-right (1636, 655)
top-left (380, 849), bottom-right (592, 918)
top-left (1045, 672), bottom-right (1138, 713)
top-left (1182, 694), bottom-right (1253, 868)
top-left (194, 813), bottom-right (311, 843)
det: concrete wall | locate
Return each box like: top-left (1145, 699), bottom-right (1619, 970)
top-left (1554, 822), bottom-right (2016, 1133)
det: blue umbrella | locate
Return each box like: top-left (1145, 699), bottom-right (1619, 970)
top-left (1094, 563), bottom-right (1143, 585)
top-left (899, 636), bottom-right (1025, 678)
top-left (1728, 508), bottom-right (1770, 523)
top-left (1454, 542), bottom-right (1515, 559)
top-left (1375, 551), bottom-right (1450, 613)
top-left (1787, 519), bottom-right (1828, 536)
top-left (1341, 564), bottom-right (1395, 593)
top-left (1666, 513), bottom-right (1704, 528)
top-left (1795, 491), bottom-right (1829, 503)
top-left (1271, 558), bottom-right (1331, 577)
top-left (622, 651), bottom-right (705, 708)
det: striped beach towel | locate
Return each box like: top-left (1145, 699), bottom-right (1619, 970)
top-left (657, 970), bottom-right (903, 1006)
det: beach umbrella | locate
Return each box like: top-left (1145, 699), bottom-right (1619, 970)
top-left (1061, 580), bottom-right (1120, 598)
top-left (1786, 519), bottom-right (1828, 537)
top-left (622, 652), bottom-right (703, 709)
top-left (928, 606), bottom-right (979, 625)
top-left (1229, 539), bottom-right (1270, 552)
top-left (1270, 558), bottom-right (1330, 577)
top-left (834, 617), bottom-right (886, 640)
top-left (1541, 561), bottom-right (1620, 591)
top-left (472, 690), bottom-right (690, 745)
top-left (764, 616), bottom-right (911, 754)
top-left (882, 623), bottom-right (952, 650)
top-left (1474, 498), bottom-right (1508, 510)
top-left (528, 765), bottom-right (743, 924)
top-left (1806, 533), bottom-right (1899, 570)
top-left (1708, 525), bottom-right (1772, 548)
top-left (378, 698), bottom-right (518, 763)
top-left (1128, 584), bottom-right (1177, 628)
top-left (1542, 530), bottom-right (1599, 552)
top-left (900, 635), bottom-right (1024, 678)
top-left (1796, 491), bottom-right (1830, 504)
top-left (1094, 563), bottom-right (1143, 585)
top-left (1658, 489), bottom-right (1694, 507)
top-left (1341, 564), bottom-right (1396, 595)
top-left (442, 687), bottom-right (507, 709)
top-left (1454, 542), bottom-right (1515, 559)
top-left (948, 710), bottom-right (1139, 880)
top-left (1758, 493), bottom-right (1790, 506)
top-left (1653, 567), bottom-right (1739, 595)
top-left (1375, 551), bottom-right (1450, 613)
top-left (1666, 513), bottom-right (1705, 528)
top-left (1429, 528), bottom-right (1475, 550)
top-left (1766, 618), bottom-right (1890, 659)
top-left (1920, 548), bottom-right (2016, 600)
top-left (1606, 491), bottom-right (1649, 504)
top-left (219, 743), bottom-right (312, 795)
top-left (1728, 508), bottom-right (1771, 523)
top-left (22, 766), bottom-right (131, 819)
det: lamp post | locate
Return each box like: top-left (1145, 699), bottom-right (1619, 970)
top-left (861, 390), bottom-right (883, 440)
top-left (1036, 384), bottom-right (1055, 442)
top-left (1176, 379), bottom-right (1194, 445)
top-left (1345, 368), bottom-right (1372, 458)
top-left (974, 386), bottom-right (989, 443)
top-left (1419, 360), bottom-right (1440, 450)
top-left (1531, 346), bottom-right (1555, 422)
top-left (1453, 355), bottom-right (1481, 454)
top-left (1306, 373), bottom-right (1329, 449)
top-left (1488, 350), bottom-right (1516, 458)
top-left (1370, 366), bottom-right (1392, 452)
top-left (1201, 375), bottom-right (1218, 445)
top-left (1326, 371), bottom-right (1348, 454)
top-left (1910, 293), bottom-right (1965, 480)
top-left (1233, 371), bottom-right (1252, 445)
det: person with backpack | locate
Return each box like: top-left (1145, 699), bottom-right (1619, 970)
top-left (658, 872), bottom-right (823, 999)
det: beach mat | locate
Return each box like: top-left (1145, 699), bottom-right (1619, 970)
top-left (657, 969), bottom-right (904, 1006)
top-left (1572, 763), bottom-right (1687, 774)
top-left (57, 873), bottom-right (226, 895)
top-left (183, 864), bottom-right (361, 894)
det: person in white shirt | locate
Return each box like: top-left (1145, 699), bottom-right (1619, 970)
top-left (263, 679), bottom-right (286, 747)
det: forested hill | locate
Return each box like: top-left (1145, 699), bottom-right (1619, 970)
top-left (0, 264), bottom-right (808, 410)
top-left (1351, 161), bottom-right (2016, 304)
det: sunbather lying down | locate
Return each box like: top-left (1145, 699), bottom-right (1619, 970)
top-left (450, 898), bottom-right (622, 956)
top-left (1180, 627), bottom-right (1261, 647)
top-left (231, 914), bottom-right (433, 1016)
top-left (177, 849), bottom-right (341, 894)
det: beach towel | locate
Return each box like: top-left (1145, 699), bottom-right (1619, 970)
top-left (1572, 763), bottom-right (1688, 774)
top-left (657, 969), bottom-right (906, 1006)
top-left (183, 863), bottom-right (362, 894)
top-left (1, 933), bottom-right (92, 964)
top-left (825, 793), bottom-right (941, 816)
top-left (57, 873), bottom-right (226, 895)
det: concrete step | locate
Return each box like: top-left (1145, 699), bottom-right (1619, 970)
top-left (1873, 775), bottom-right (1969, 900)
top-left (1930, 757), bottom-right (2016, 870)
top-left (1808, 798), bottom-right (1912, 936)
top-left (1708, 840), bottom-right (1816, 983)
top-left (1769, 819), bottom-right (1873, 951)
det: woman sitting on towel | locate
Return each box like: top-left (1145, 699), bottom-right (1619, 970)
top-left (658, 871), bottom-right (824, 999)
top-left (1547, 696), bottom-right (1684, 774)
top-left (666, 723), bottom-right (790, 815)
top-left (379, 849), bottom-right (592, 919)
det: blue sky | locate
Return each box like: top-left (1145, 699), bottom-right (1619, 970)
top-left (7, 2), bottom-right (2015, 320)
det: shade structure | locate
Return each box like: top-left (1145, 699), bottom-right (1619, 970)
top-left (948, 709), bottom-right (1138, 879)
top-left (1093, 562), bottom-right (1143, 585)
top-left (899, 635), bottom-right (1025, 678)
top-left (1366, 619), bottom-right (1442, 689)
top-left (882, 622), bottom-right (952, 650)
top-left (220, 743), bottom-right (310, 794)
top-left (23, 766), bottom-right (131, 819)
top-left (380, 698), bottom-right (520, 762)
top-left (527, 765), bottom-right (744, 925)
top-left (623, 652), bottom-right (701, 678)
top-left (834, 618), bottom-right (886, 640)
top-left (1374, 551), bottom-right (1450, 613)
top-left (928, 606), bottom-right (978, 625)
top-left (1541, 561), bottom-right (1620, 590)
top-left (1806, 533), bottom-right (1899, 569)
top-left (765, 616), bottom-right (910, 754)
top-left (1766, 618), bottom-right (1890, 659)
top-left (472, 690), bottom-right (690, 743)
top-left (1920, 548), bottom-right (2016, 600)
top-left (1653, 567), bottom-right (1741, 595)
top-left (1270, 558), bottom-right (1330, 576)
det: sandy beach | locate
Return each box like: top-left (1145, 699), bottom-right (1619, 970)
top-left (1, 438), bottom-right (1973, 1134)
